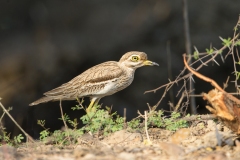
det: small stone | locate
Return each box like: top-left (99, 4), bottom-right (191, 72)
top-left (201, 152), bottom-right (227, 160)
top-left (159, 142), bottom-right (185, 158)
top-left (118, 152), bottom-right (135, 160)
top-left (170, 128), bottom-right (191, 144)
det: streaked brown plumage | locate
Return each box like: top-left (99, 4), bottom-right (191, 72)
top-left (29, 51), bottom-right (158, 111)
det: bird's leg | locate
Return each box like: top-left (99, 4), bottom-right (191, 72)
top-left (93, 98), bottom-right (100, 107)
top-left (86, 98), bottom-right (101, 113)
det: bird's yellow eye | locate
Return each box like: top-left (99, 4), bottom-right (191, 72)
top-left (131, 55), bottom-right (139, 62)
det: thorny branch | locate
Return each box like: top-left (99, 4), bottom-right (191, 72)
top-left (145, 16), bottom-right (240, 112)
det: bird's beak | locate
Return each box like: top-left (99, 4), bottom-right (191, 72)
top-left (143, 60), bottom-right (159, 66)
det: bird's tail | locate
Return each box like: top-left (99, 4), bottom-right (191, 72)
top-left (29, 96), bottom-right (53, 106)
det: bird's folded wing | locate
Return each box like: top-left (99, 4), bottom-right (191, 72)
top-left (44, 61), bottom-right (123, 97)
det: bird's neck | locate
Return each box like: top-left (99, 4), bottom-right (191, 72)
top-left (118, 62), bottom-right (136, 72)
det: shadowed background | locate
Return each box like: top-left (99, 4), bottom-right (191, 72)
top-left (0, 0), bottom-right (239, 138)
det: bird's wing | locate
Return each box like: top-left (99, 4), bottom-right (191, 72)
top-left (44, 61), bottom-right (123, 97)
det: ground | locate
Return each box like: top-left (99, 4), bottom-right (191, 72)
top-left (0, 117), bottom-right (240, 160)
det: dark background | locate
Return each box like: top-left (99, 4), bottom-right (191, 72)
top-left (0, 0), bottom-right (239, 138)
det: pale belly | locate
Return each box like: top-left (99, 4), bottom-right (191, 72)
top-left (89, 76), bottom-right (133, 97)
top-left (96, 80), bottom-right (127, 96)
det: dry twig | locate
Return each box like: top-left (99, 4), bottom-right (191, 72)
top-left (0, 101), bottom-right (34, 143)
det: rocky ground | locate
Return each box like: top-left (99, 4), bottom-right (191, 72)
top-left (1, 118), bottom-right (240, 160)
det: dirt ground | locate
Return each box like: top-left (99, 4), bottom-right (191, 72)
top-left (0, 117), bottom-right (240, 160)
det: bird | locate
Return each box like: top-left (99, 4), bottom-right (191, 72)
top-left (29, 51), bottom-right (159, 112)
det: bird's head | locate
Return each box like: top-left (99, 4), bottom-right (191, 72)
top-left (119, 51), bottom-right (159, 69)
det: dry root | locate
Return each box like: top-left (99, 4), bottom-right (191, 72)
top-left (183, 54), bottom-right (240, 134)
top-left (203, 89), bottom-right (240, 134)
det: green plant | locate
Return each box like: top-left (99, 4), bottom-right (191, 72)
top-left (38, 120), bottom-right (51, 141)
top-left (145, 110), bottom-right (188, 131)
top-left (220, 37), bottom-right (232, 47)
top-left (37, 118), bottom-right (83, 145)
top-left (14, 134), bottom-right (24, 143)
top-left (164, 112), bottom-right (188, 131)
top-left (148, 110), bottom-right (164, 127)
top-left (36, 105), bottom-right (189, 146)
top-left (0, 131), bottom-right (24, 146)
top-left (206, 46), bottom-right (214, 54)
top-left (193, 51), bottom-right (199, 60)
top-left (0, 105), bottom-right (25, 146)
top-left (67, 118), bottom-right (79, 130)
top-left (80, 106), bottom-right (124, 135)
top-left (193, 47), bottom-right (200, 60)
top-left (127, 119), bottom-right (141, 129)
top-left (39, 129), bottom-right (50, 140)
top-left (58, 113), bottom-right (70, 122)
top-left (51, 129), bottom-right (83, 145)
